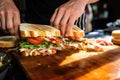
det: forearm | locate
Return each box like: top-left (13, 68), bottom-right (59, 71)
top-left (88, 0), bottom-right (99, 4)
top-left (75, 0), bottom-right (98, 7)
top-left (77, 0), bottom-right (99, 4)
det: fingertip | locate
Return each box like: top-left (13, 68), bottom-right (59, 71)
top-left (9, 29), bottom-right (15, 35)
top-left (65, 27), bottom-right (71, 37)
top-left (15, 33), bottom-right (20, 40)
top-left (50, 17), bottom-right (54, 25)
top-left (14, 23), bottom-right (20, 39)
top-left (64, 29), bottom-right (69, 37)
top-left (65, 33), bottom-right (68, 37)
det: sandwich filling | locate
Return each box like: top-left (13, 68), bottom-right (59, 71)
top-left (19, 37), bottom-right (63, 56)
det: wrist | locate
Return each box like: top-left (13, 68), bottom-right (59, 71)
top-left (77, 0), bottom-right (89, 7)
top-left (88, 0), bottom-right (99, 4)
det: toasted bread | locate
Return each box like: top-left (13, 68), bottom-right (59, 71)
top-left (112, 38), bottom-right (120, 45)
top-left (20, 23), bottom-right (61, 37)
top-left (0, 36), bottom-right (16, 48)
top-left (111, 30), bottom-right (120, 45)
top-left (111, 30), bottom-right (120, 39)
top-left (72, 25), bottom-right (84, 38)
top-left (20, 23), bottom-right (84, 38)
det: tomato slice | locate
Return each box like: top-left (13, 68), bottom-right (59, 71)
top-left (47, 37), bottom-right (61, 44)
top-left (26, 37), bottom-right (44, 44)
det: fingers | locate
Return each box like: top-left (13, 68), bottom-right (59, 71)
top-left (0, 10), bottom-right (20, 39)
top-left (0, 0), bottom-right (20, 39)
top-left (0, 11), bottom-right (6, 31)
top-left (65, 16), bottom-right (76, 37)
top-left (51, 8), bottom-right (76, 37)
top-left (59, 10), bottom-right (70, 36)
top-left (0, 19), bottom-right (1, 29)
top-left (50, 8), bottom-right (64, 29)
top-left (50, 9), bottom-right (58, 28)
top-left (6, 10), bottom-right (14, 34)
top-left (50, 0), bottom-right (87, 37)
top-left (13, 11), bottom-right (20, 39)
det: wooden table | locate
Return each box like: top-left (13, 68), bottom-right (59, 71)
top-left (13, 45), bottom-right (120, 80)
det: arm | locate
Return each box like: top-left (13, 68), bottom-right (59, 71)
top-left (50, 0), bottom-right (99, 37)
top-left (88, 0), bottom-right (99, 4)
top-left (0, 0), bottom-right (20, 38)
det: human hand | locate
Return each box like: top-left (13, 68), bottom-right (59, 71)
top-left (50, 0), bottom-right (88, 37)
top-left (0, 0), bottom-right (20, 38)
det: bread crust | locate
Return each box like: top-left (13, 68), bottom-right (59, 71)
top-left (70, 25), bottom-right (84, 37)
top-left (112, 30), bottom-right (120, 39)
top-left (0, 36), bottom-right (16, 48)
top-left (20, 23), bottom-right (61, 37)
top-left (112, 38), bottom-right (120, 45)
top-left (20, 23), bottom-right (84, 38)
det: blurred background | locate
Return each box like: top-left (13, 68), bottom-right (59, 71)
top-left (90, 0), bottom-right (120, 31)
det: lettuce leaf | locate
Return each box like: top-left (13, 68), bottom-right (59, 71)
top-left (20, 40), bottom-right (61, 49)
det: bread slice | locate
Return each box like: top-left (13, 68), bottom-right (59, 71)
top-left (111, 30), bottom-right (120, 39)
top-left (20, 23), bottom-right (61, 37)
top-left (112, 38), bottom-right (120, 45)
top-left (72, 25), bottom-right (84, 38)
top-left (20, 23), bottom-right (84, 38)
top-left (111, 30), bottom-right (120, 45)
top-left (0, 36), bottom-right (16, 48)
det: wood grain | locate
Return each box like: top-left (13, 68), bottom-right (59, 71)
top-left (13, 45), bottom-right (120, 80)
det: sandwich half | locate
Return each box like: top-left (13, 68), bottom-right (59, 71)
top-left (19, 23), bottom-right (85, 56)
top-left (19, 23), bottom-right (65, 56)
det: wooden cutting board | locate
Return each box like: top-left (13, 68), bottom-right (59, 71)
top-left (13, 45), bottom-right (120, 80)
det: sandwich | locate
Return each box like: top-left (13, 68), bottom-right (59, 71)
top-left (19, 23), bottom-right (85, 56)
top-left (111, 30), bottom-right (120, 45)
top-left (19, 23), bottom-right (113, 56)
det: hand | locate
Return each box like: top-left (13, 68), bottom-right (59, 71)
top-left (0, 0), bottom-right (20, 38)
top-left (50, 0), bottom-right (88, 37)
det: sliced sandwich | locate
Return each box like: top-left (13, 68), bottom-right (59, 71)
top-left (19, 23), bottom-right (65, 56)
top-left (19, 23), bottom-right (85, 56)
top-left (19, 23), bottom-right (113, 56)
